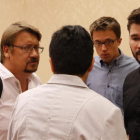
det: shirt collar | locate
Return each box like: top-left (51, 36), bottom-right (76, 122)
top-left (99, 49), bottom-right (124, 67)
top-left (0, 63), bottom-right (15, 79)
top-left (28, 73), bottom-right (37, 82)
top-left (47, 74), bottom-right (88, 88)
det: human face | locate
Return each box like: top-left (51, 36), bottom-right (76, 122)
top-left (9, 31), bottom-right (40, 74)
top-left (93, 30), bottom-right (121, 64)
top-left (129, 23), bottom-right (140, 64)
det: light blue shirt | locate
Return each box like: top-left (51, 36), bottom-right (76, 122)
top-left (86, 50), bottom-right (139, 113)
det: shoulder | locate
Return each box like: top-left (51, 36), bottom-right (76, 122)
top-left (123, 54), bottom-right (138, 64)
top-left (71, 91), bottom-right (126, 139)
top-left (119, 53), bottom-right (139, 72)
top-left (125, 67), bottom-right (140, 80)
top-left (123, 67), bottom-right (140, 93)
top-left (78, 89), bottom-right (120, 117)
top-left (123, 55), bottom-right (135, 61)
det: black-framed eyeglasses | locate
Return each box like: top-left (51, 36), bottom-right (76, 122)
top-left (11, 45), bottom-right (44, 54)
top-left (94, 38), bottom-right (119, 48)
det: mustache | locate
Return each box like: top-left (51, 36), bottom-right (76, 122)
top-left (27, 57), bottom-right (39, 63)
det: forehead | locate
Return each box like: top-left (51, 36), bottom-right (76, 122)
top-left (130, 23), bottom-right (140, 37)
top-left (92, 30), bottom-right (116, 41)
top-left (14, 31), bottom-right (39, 45)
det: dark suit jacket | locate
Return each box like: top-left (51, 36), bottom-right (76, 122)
top-left (123, 67), bottom-right (140, 140)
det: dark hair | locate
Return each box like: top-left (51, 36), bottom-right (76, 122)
top-left (1, 21), bottom-right (42, 63)
top-left (49, 25), bottom-right (93, 76)
top-left (127, 7), bottom-right (140, 31)
top-left (89, 17), bottom-right (121, 39)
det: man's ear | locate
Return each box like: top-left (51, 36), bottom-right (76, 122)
top-left (117, 38), bottom-right (122, 46)
top-left (3, 46), bottom-right (10, 58)
top-left (88, 58), bottom-right (94, 72)
top-left (49, 57), bottom-right (55, 73)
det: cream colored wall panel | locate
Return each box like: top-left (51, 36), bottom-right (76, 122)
top-left (0, 0), bottom-right (140, 83)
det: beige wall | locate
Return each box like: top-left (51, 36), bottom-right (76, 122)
top-left (0, 0), bottom-right (140, 83)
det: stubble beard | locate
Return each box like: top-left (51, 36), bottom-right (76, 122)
top-left (24, 57), bottom-right (39, 73)
top-left (131, 49), bottom-right (140, 64)
top-left (24, 67), bottom-right (38, 73)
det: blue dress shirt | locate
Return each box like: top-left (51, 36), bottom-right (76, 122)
top-left (86, 49), bottom-right (139, 114)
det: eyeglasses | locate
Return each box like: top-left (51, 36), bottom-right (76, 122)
top-left (94, 38), bottom-right (118, 48)
top-left (11, 45), bottom-right (44, 54)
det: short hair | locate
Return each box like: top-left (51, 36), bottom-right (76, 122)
top-left (0, 21), bottom-right (42, 63)
top-left (89, 17), bottom-right (121, 39)
top-left (127, 7), bottom-right (140, 32)
top-left (49, 25), bottom-right (93, 76)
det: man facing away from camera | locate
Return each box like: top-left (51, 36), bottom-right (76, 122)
top-left (86, 17), bottom-right (139, 114)
top-left (7, 25), bottom-right (127, 140)
top-left (123, 7), bottom-right (140, 140)
top-left (0, 22), bottom-right (44, 140)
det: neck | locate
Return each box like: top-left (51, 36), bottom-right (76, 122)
top-left (3, 62), bottom-right (30, 92)
top-left (78, 71), bottom-right (89, 82)
top-left (19, 78), bottom-right (29, 92)
top-left (13, 73), bottom-right (30, 92)
top-left (106, 50), bottom-right (121, 65)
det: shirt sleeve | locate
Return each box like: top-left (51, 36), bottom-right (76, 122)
top-left (101, 108), bottom-right (127, 140)
top-left (7, 96), bottom-right (20, 140)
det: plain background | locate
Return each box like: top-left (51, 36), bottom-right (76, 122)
top-left (0, 0), bottom-right (140, 83)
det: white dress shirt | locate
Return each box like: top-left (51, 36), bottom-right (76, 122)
top-left (8, 74), bottom-right (127, 140)
top-left (0, 63), bottom-right (41, 140)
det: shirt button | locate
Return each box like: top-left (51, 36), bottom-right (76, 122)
top-left (107, 85), bottom-right (110, 88)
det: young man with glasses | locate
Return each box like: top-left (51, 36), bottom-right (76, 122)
top-left (123, 7), bottom-right (140, 140)
top-left (0, 22), bottom-right (43, 140)
top-left (86, 17), bottom-right (139, 114)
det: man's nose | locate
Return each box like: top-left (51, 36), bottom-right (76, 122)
top-left (101, 43), bottom-right (107, 51)
top-left (30, 48), bottom-right (39, 56)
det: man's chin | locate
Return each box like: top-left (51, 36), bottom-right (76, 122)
top-left (24, 68), bottom-right (37, 73)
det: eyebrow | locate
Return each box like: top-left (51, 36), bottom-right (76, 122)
top-left (94, 38), bottom-right (114, 42)
top-left (130, 34), bottom-right (139, 37)
top-left (26, 43), bottom-right (40, 45)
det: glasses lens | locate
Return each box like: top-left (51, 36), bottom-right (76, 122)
top-left (22, 46), bottom-right (31, 53)
top-left (32, 47), bottom-right (43, 54)
top-left (22, 46), bottom-right (44, 54)
top-left (38, 47), bottom-right (44, 54)
top-left (105, 40), bottom-right (113, 47)
top-left (94, 42), bottom-right (101, 47)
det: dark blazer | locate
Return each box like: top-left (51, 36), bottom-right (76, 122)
top-left (123, 67), bottom-right (140, 140)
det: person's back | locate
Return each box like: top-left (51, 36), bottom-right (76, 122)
top-left (8, 74), bottom-right (126, 140)
top-left (7, 25), bottom-right (127, 140)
